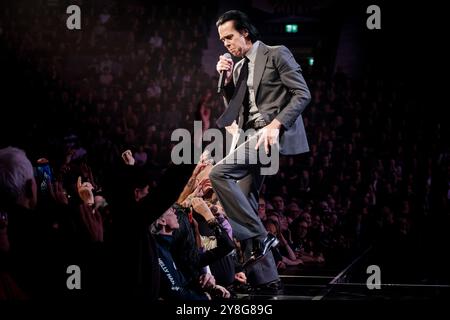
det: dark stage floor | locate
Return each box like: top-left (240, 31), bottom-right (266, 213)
top-left (236, 248), bottom-right (450, 300)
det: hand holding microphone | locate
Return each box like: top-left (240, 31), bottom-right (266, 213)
top-left (217, 53), bottom-right (233, 93)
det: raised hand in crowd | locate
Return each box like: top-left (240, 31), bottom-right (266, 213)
top-left (191, 197), bottom-right (215, 222)
top-left (94, 195), bottom-right (107, 210)
top-left (121, 149), bottom-right (135, 166)
top-left (76, 176), bottom-right (103, 242)
top-left (176, 161), bottom-right (208, 205)
top-left (77, 176), bottom-right (94, 206)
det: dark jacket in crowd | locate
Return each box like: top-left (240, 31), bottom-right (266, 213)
top-left (155, 234), bottom-right (208, 300)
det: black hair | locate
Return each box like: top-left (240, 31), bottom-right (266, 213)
top-left (216, 10), bottom-right (260, 43)
top-left (171, 208), bottom-right (201, 285)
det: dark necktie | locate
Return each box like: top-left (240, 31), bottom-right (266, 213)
top-left (216, 57), bottom-right (249, 128)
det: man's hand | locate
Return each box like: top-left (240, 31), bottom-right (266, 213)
top-left (191, 197), bottom-right (215, 221)
top-left (195, 164), bottom-right (213, 185)
top-left (199, 273), bottom-right (216, 289)
top-left (234, 272), bottom-right (247, 284)
top-left (255, 119), bottom-right (282, 154)
top-left (225, 120), bottom-right (239, 136)
top-left (77, 176), bottom-right (94, 206)
top-left (210, 285), bottom-right (231, 299)
top-left (94, 195), bottom-right (107, 210)
top-left (121, 149), bottom-right (135, 166)
top-left (216, 55), bottom-right (233, 86)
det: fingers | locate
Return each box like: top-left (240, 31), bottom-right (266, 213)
top-left (191, 197), bottom-right (200, 208)
top-left (193, 162), bottom-right (207, 176)
top-left (199, 274), bottom-right (209, 288)
top-left (254, 129), bottom-right (279, 154)
top-left (79, 179), bottom-right (93, 191)
top-left (255, 134), bottom-right (264, 151)
top-left (254, 134), bottom-right (270, 154)
top-left (194, 184), bottom-right (203, 196)
top-left (122, 149), bottom-right (131, 158)
top-left (265, 136), bottom-right (270, 154)
top-left (191, 197), bottom-right (208, 213)
top-left (83, 182), bottom-right (94, 190)
top-left (217, 55), bottom-right (233, 73)
top-left (219, 55), bottom-right (233, 66)
top-left (223, 288), bottom-right (231, 298)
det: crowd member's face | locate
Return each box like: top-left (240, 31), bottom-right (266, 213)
top-left (272, 196), bottom-right (285, 212)
top-left (258, 199), bottom-right (266, 220)
top-left (297, 221), bottom-right (308, 238)
top-left (278, 214), bottom-right (289, 231)
top-left (161, 207), bottom-right (179, 230)
top-left (287, 203), bottom-right (301, 219)
top-left (301, 212), bottom-right (312, 226)
top-left (265, 221), bottom-right (278, 236)
top-left (218, 20), bottom-right (251, 58)
top-left (135, 185), bottom-right (149, 202)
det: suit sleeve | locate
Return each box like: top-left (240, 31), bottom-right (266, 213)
top-left (198, 221), bottom-right (235, 267)
top-left (274, 46), bottom-right (311, 129)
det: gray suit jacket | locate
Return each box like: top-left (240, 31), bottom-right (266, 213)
top-left (222, 42), bottom-right (311, 155)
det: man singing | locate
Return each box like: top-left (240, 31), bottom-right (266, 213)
top-left (209, 10), bottom-right (311, 292)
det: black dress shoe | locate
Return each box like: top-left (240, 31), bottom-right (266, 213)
top-left (242, 234), bottom-right (279, 269)
top-left (260, 233), bottom-right (279, 256)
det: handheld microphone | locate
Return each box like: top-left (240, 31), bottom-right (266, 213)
top-left (217, 53), bottom-right (232, 94)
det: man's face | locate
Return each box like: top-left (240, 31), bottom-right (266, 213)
top-left (265, 221), bottom-right (278, 236)
top-left (272, 196), bottom-right (284, 212)
top-left (135, 185), bottom-right (149, 202)
top-left (297, 222), bottom-right (308, 238)
top-left (302, 213), bottom-right (312, 226)
top-left (218, 20), bottom-right (249, 57)
top-left (161, 207), bottom-right (179, 230)
top-left (258, 199), bottom-right (266, 219)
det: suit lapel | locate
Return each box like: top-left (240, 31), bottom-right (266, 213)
top-left (253, 42), bottom-right (269, 99)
